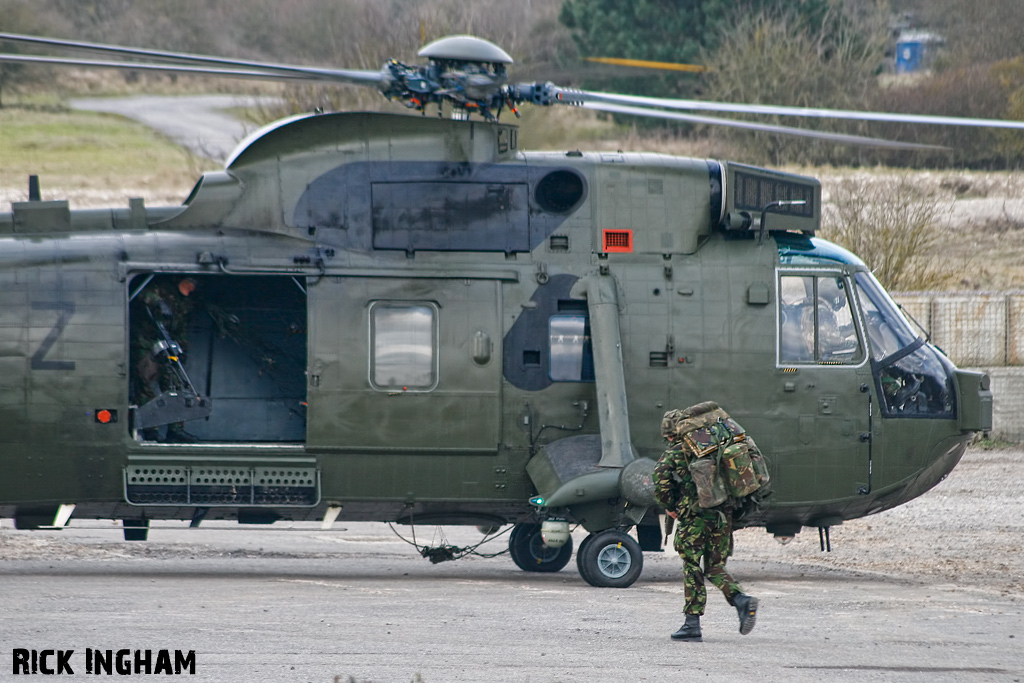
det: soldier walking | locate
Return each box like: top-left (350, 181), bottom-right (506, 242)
top-left (653, 406), bottom-right (759, 642)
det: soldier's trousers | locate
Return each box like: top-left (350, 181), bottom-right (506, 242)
top-left (674, 512), bottom-right (744, 616)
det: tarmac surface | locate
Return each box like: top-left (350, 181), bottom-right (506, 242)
top-left (1, 455), bottom-right (1022, 683)
top-left (11, 96), bottom-right (1016, 681)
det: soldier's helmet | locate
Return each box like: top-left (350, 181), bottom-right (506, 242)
top-left (661, 409), bottom-right (685, 441)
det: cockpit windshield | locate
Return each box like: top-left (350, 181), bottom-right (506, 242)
top-left (853, 272), bottom-right (919, 362)
top-left (854, 272), bottom-right (955, 418)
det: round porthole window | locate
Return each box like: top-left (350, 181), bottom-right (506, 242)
top-left (535, 170), bottom-right (586, 214)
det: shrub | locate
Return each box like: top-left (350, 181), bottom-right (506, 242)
top-left (821, 174), bottom-right (953, 291)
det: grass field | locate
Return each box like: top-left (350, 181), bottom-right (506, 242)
top-left (0, 103), bottom-right (204, 207)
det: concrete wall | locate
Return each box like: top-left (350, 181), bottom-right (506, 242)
top-left (968, 366), bottom-right (1024, 442)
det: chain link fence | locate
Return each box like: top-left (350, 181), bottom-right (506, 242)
top-left (893, 290), bottom-right (1024, 440)
top-left (892, 291), bottom-right (1024, 366)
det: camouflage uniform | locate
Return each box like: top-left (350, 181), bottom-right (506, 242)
top-left (654, 442), bottom-right (744, 616)
top-left (130, 278), bottom-right (197, 438)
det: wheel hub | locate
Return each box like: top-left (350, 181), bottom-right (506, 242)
top-left (528, 533), bottom-right (560, 562)
top-left (596, 543), bottom-right (632, 579)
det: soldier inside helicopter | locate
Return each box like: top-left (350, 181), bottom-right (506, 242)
top-left (778, 274), bottom-right (861, 364)
top-left (128, 274), bottom-right (309, 443)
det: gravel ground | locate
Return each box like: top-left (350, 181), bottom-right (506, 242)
top-left (1, 446), bottom-right (1021, 599)
top-left (1, 446), bottom-right (1021, 683)
top-left (733, 445), bottom-right (1024, 599)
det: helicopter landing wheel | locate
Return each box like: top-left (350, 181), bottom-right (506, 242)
top-left (508, 523), bottom-right (573, 573)
top-left (575, 532), bottom-right (596, 578)
top-left (577, 530), bottom-right (643, 588)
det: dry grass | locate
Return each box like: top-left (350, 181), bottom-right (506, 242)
top-left (0, 103), bottom-right (199, 207)
top-left (27, 66), bottom-right (286, 100)
top-left (515, 106), bottom-right (724, 158)
top-left (817, 169), bottom-right (1024, 291)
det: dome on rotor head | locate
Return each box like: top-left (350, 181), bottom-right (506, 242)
top-left (418, 35), bottom-right (513, 64)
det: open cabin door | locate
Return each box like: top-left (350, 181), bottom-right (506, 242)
top-left (127, 273), bottom-right (308, 443)
top-left (306, 277), bottom-right (502, 453)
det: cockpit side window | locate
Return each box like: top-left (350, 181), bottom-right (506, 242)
top-left (778, 273), bottom-right (863, 365)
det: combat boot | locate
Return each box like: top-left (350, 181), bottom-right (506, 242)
top-left (733, 593), bottom-right (759, 635)
top-left (670, 614), bottom-right (702, 642)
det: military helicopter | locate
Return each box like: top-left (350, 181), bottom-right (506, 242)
top-left (0, 32), bottom-right (997, 588)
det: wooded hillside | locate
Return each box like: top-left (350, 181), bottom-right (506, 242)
top-left (1, 0), bottom-right (1023, 168)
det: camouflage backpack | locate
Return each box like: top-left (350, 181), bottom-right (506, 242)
top-left (659, 402), bottom-right (771, 518)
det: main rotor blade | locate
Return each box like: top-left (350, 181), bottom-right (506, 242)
top-left (0, 54), bottom-right (343, 83)
top-left (582, 102), bottom-right (948, 151)
top-left (564, 88), bottom-right (1024, 131)
top-left (0, 32), bottom-right (383, 87)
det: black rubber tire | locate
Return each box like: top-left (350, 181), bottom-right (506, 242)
top-left (577, 530), bottom-right (644, 588)
top-left (508, 523), bottom-right (573, 573)
top-left (575, 533), bottom-right (597, 583)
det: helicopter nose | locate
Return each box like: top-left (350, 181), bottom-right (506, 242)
top-left (954, 369), bottom-right (992, 433)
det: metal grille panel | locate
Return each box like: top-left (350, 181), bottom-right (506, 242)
top-left (734, 171), bottom-right (815, 217)
top-left (602, 230), bottom-right (633, 252)
top-left (125, 465), bottom-right (319, 507)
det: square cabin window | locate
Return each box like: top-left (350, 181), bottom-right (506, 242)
top-left (370, 303), bottom-right (437, 391)
top-left (778, 274), bottom-right (863, 365)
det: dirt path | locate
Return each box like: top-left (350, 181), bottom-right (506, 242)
top-left (70, 94), bottom-right (268, 161)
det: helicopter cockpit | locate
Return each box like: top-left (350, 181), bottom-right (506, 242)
top-left (854, 271), bottom-right (955, 418)
top-left (777, 234), bottom-right (955, 419)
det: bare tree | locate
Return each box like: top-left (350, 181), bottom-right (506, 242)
top-left (906, 0), bottom-right (1024, 68)
top-left (0, 0), bottom-right (72, 105)
top-left (699, 2), bottom-right (890, 165)
top-left (821, 175), bottom-right (953, 291)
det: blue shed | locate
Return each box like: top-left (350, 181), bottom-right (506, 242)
top-left (896, 32), bottom-right (944, 74)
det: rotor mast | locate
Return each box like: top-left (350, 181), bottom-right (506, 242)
top-left (380, 35), bottom-right (516, 121)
